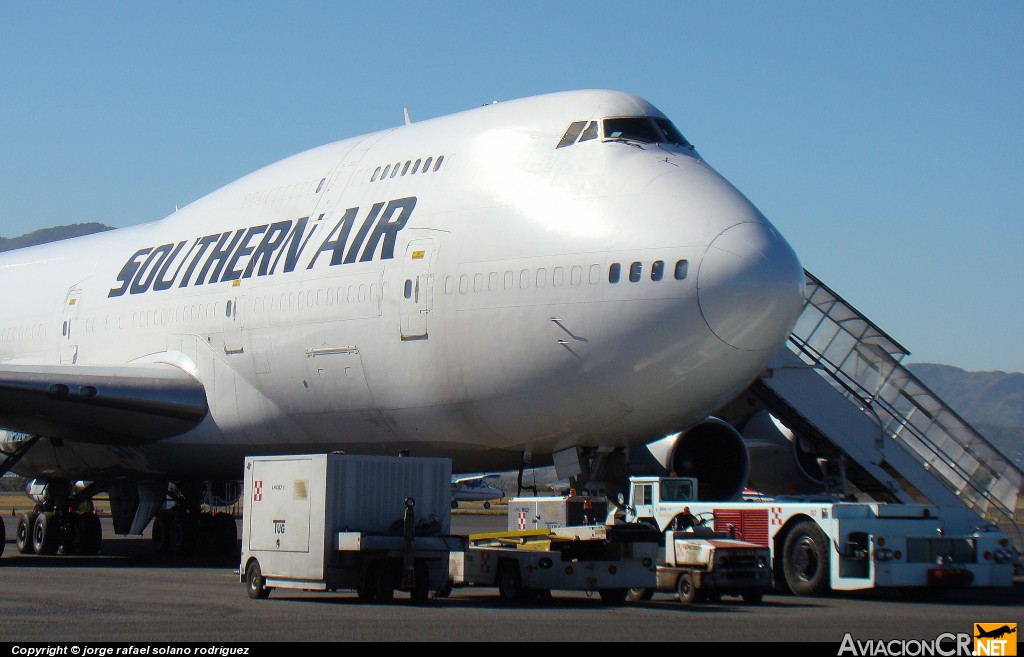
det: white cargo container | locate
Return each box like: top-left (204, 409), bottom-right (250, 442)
top-left (240, 453), bottom-right (462, 603)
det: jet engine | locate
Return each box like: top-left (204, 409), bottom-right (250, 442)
top-left (636, 418), bottom-right (750, 500)
top-left (741, 410), bottom-right (829, 494)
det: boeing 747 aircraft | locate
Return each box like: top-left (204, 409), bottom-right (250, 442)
top-left (0, 90), bottom-right (804, 557)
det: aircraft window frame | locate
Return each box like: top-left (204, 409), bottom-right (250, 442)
top-left (433, 155), bottom-right (444, 172)
top-left (653, 118), bottom-right (694, 150)
top-left (381, 164), bottom-right (391, 179)
top-left (536, 268), bottom-right (546, 288)
top-left (603, 117), bottom-right (662, 144)
top-left (589, 264), bottom-right (600, 284)
top-left (390, 163), bottom-right (400, 179)
top-left (609, 263), bottom-right (621, 284)
top-left (412, 158), bottom-right (422, 174)
top-left (371, 167), bottom-right (381, 182)
top-left (651, 260), bottom-right (664, 281)
top-left (629, 261), bottom-right (642, 283)
top-left (674, 259), bottom-right (689, 280)
top-left (553, 266), bottom-right (565, 287)
top-left (459, 274), bottom-right (469, 294)
top-left (519, 269), bottom-right (530, 290)
top-left (578, 121), bottom-right (598, 142)
top-left (402, 161), bottom-right (411, 176)
top-left (488, 272), bottom-right (498, 291)
top-left (404, 280), bottom-right (413, 299)
top-left (504, 271), bottom-right (513, 290)
top-left (473, 273), bottom-right (483, 293)
top-left (570, 265), bottom-right (582, 286)
top-left (423, 157), bottom-right (433, 172)
top-left (316, 177), bottom-right (326, 193)
top-left (557, 121), bottom-right (587, 149)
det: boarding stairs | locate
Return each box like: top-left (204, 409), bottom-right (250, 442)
top-left (754, 270), bottom-right (1023, 532)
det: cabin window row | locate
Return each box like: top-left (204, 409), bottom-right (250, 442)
top-left (371, 155), bottom-right (445, 183)
top-left (241, 177), bottom-right (323, 209)
top-left (608, 259), bottom-right (688, 284)
top-left (443, 265), bottom-right (603, 295)
top-left (0, 324), bottom-right (47, 343)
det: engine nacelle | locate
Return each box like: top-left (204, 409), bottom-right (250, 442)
top-left (742, 410), bottom-right (827, 494)
top-left (636, 418), bottom-right (750, 501)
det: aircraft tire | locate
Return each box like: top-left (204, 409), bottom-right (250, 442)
top-left (32, 511), bottom-right (60, 555)
top-left (16, 512), bottom-right (37, 554)
top-left (782, 520), bottom-right (831, 596)
top-left (74, 513), bottom-right (102, 555)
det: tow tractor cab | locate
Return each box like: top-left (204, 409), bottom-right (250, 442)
top-left (617, 476), bottom-right (1017, 595)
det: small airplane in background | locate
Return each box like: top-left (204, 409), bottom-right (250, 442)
top-left (451, 474), bottom-right (504, 509)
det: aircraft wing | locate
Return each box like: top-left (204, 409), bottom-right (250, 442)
top-left (452, 473), bottom-right (501, 485)
top-left (0, 363), bottom-right (208, 445)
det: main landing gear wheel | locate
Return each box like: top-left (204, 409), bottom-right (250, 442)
top-left (783, 520), bottom-right (831, 596)
top-left (73, 513), bottom-right (102, 555)
top-left (32, 511), bottom-right (60, 555)
top-left (16, 512), bottom-right (37, 554)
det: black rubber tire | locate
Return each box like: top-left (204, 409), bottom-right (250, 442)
top-left (152, 511), bottom-right (173, 554)
top-left (16, 512), bottom-right (37, 554)
top-left (742, 590), bottom-right (764, 604)
top-left (677, 572), bottom-right (697, 605)
top-left (483, 501), bottom-right (491, 510)
top-left (60, 511), bottom-right (80, 553)
top-left (782, 520), bottom-right (831, 596)
top-left (626, 587), bottom-right (654, 602)
top-left (410, 561), bottom-right (431, 605)
top-left (32, 512), bottom-right (60, 555)
top-left (245, 560), bottom-right (270, 599)
top-left (373, 563), bottom-right (395, 603)
top-left (450, 501), bottom-right (459, 509)
top-left (357, 564), bottom-right (378, 602)
top-left (73, 513), bottom-right (102, 555)
top-left (598, 588), bottom-right (629, 605)
top-left (496, 562), bottom-right (524, 603)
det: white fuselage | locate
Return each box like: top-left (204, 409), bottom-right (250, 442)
top-left (1, 90), bottom-right (805, 481)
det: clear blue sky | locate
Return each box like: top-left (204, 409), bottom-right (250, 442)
top-left (1, 2), bottom-right (1021, 373)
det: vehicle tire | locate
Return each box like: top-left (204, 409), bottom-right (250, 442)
top-left (599, 588), bottom-right (629, 605)
top-left (245, 560), bottom-right (270, 599)
top-left (32, 511), bottom-right (60, 555)
top-left (497, 562), bottom-right (524, 603)
top-left (17, 512), bottom-right (37, 554)
top-left (410, 561), bottom-right (431, 605)
top-left (450, 501), bottom-right (459, 509)
top-left (73, 513), bottom-right (102, 555)
top-left (783, 520), bottom-right (831, 596)
top-left (676, 573), bottom-right (697, 605)
top-left (742, 590), bottom-right (764, 604)
top-left (626, 587), bottom-right (654, 602)
top-left (357, 564), bottom-right (378, 602)
top-left (373, 563), bottom-right (396, 603)
top-left (483, 501), bottom-right (491, 510)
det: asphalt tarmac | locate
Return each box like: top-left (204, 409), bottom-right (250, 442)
top-left (0, 515), bottom-right (1020, 642)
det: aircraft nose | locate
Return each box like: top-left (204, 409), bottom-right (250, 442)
top-left (697, 221), bottom-right (805, 352)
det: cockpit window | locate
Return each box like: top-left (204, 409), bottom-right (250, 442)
top-left (654, 118), bottom-right (694, 149)
top-left (578, 121), bottom-right (598, 142)
top-left (557, 121), bottom-right (587, 149)
top-left (603, 117), bottom-right (662, 144)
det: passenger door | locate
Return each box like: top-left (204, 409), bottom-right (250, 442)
top-left (400, 239), bottom-right (436, 340)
